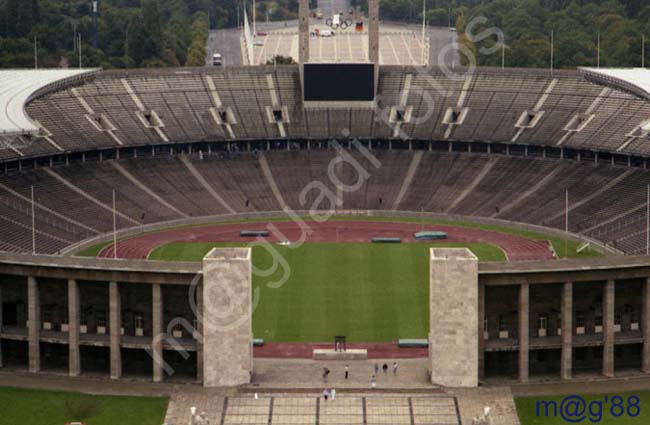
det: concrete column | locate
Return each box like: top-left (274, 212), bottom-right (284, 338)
top-left (68, 280), bottom-right (81, 377)
top-left (196, 282), bottom-right (204, 383)
top-left (429, 248), bottom-right (478, 387)
top-left (642, 278), bottom-right (650, 373)
top-left (368, 0), bottom-right (379, 64)
top-left (27, 276), bottom-right (40, 373)
top-left (202, 248), bottom-right (253, 387)
top-left (298, 0), bottom-right (309, 63)
top-left (518, 283), bottom-right (529, 383)
top-left (561, 282), bottom-right (573, 380)
top-left (152, 283), bottom-right (164, 383)
top-left (109, 281), bottom-right (122, 380)
top-left (603, 280), bottom-right (615, 377)
top-left (478, 283), bottom-right (485, 380)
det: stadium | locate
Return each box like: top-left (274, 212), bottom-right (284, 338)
top-left (2, 0), bottom-right (650, 424)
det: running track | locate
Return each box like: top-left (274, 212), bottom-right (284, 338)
top-left (98, 220), bottom-right (554, 261)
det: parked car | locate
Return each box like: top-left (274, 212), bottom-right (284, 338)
top-left (212, 53), bottom-right (223, 66)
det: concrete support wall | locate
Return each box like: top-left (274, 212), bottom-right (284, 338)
top-left (298, 0), bottom-right (309, 63)
top-left (518, 283), bottom-right (529, 382)
top-left (152, 283), bottom-right (164, 383)
top-left (196, 282), bottom-right (204, 382)
top-left (429, 248), bottom-right (478, 387)
top-left (202, 248), bottom-right (253, 387)
top-left (68, 279), bottom-right (81, 377)
top-left (603, 280), bottom-right (615, 377)
top-left (368, 0), bottom-right (379, 64)
top-left (27, 276), bottom-right (40, 373)
top-left (478, 284), bottom-right (485, 380)
top-left (561, 282), bottom-right (573, 380)
top-left (109, 281), bottom-right (121, 380)
top-left (643, 278), bottom-right (650, 373)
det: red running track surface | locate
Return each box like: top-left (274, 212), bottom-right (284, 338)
top-left (98, 220), bottom-right (554, 261)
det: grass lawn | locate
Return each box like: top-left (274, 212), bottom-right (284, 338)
top-left (149, 241), bottom-right (503, 342)
top-left (0, 386), bottom-right (168, 425)
top-left (76, 241), bottom-right (112, 257)
top-left (516, 391), bottom-right (650, 424)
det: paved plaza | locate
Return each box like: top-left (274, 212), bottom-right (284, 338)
top-left (251, 25), bottom-right (430, 65)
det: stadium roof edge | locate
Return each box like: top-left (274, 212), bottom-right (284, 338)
top-left (581, 67), bottom-right (650, 103)
top-left (0, 68), bottom-right (100, 137)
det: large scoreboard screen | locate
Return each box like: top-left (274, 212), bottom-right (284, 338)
top-left (303, 63), bottom-right (375, 102)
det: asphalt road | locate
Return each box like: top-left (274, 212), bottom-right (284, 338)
top-left (205, 1), bottom-right (458, 68)
top-left (206, 27), bottom-right (242, 67)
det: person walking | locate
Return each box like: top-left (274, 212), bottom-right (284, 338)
top-left (370, 374), bottom-right (376, 388)
top-left (344, 365), bottom-right (349, 379)
top-left (331, 388), bottom-right (336, 400)
top-left (323, 388), bottom-right (329, 401)
top-left (392, 362), bottom-right (398, 375)
top-left (374, 363), bottom-right (379, 374)
top-left (323, 367), bottom-right (330, 380)
top-left (382, 363), bottom-right (388, 374)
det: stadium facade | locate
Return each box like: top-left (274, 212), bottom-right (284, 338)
top-left (3, 0), bottom-right (650, 388)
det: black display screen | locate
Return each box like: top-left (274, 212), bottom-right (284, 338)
top-left (303, 63), bottom-right (375, 101)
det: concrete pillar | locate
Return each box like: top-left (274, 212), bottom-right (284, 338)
top-left (603, 280), bottom-right (615, 377)
top-left (561, 282), bottom-right (573, 380)
top-left (518, 283), bottom-right (529, 383)
top-left (68, 280), bottom-right (81, 377)
top-left (368, 0), bottom-right (379, 64)
top-left (478, 283), bottom-right (485, 380)
top-left (643, 278), bottom-right (650, 373)
top-left (152, 283), bottom-right (164, 383)
top-left (298, 0), bottom-right (309, 63)
top-left (202, 248), bottom-right (253, 387)
top-left (196, 282), bottom-right (204, 383)
top-left (109, 281), bottom-right (122, 380)
top-left (27, 276), bottom-right (40, 373)
top-left (429, 248), bottom-right (478, 387)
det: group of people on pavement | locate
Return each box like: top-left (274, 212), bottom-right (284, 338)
top-left (322, 362), bottom-right (399, 400)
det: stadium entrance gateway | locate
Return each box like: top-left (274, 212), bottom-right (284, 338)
top-left (199, 247), bottom-right (480, 388)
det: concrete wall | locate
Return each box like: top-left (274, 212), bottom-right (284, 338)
top-left (202, 248), bottom-right (252, 387)
top-left (429, 248), bottom-right (478, 387)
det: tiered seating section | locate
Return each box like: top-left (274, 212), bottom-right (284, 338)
top-left (0, 150), bottom-right (649, 255)
top-left (2, 66), bottom-right (646, 163)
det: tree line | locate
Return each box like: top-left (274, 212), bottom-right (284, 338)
top-left (0, 0), bottom-right (647, 69)
top-left (353, 0), bottom-right (650, 68)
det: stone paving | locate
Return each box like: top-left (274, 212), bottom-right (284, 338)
top-left (252, 358), bottom-right (432, 389)
top-left (451, 387), bottom-right (521, 425)
top-left (163, 359), bottom-right (521, 425)
top-left (165, 393), bottom-right (461, 425)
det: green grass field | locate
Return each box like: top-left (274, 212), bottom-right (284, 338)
top-left (150, 242), bottom-right (503, 342)
top-left (0, 387), bottom-right (168, 425)
top-left (516, 392), bottom-right (650, 424)
top-left (77, 217), bottom-right (602, 342)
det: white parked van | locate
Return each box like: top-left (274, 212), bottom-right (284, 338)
top-left (212, 53), bottom-right (223, 66)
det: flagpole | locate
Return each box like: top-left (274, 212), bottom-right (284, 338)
top-left (113, 190), bottom-right (117, 259)
top-left (564, 188), bottom-right (568, 257)
top-left (31, 186), bottom-right (36, 254)
top-left (550, 30), bottom-right (554, 73)
top-left (597, 31), bottom-right (600, 68)
top-left (645, 185), bottom-right (650, 255)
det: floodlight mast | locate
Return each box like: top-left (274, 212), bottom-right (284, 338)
top-left (92, 0), bottom-right (100, 49)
